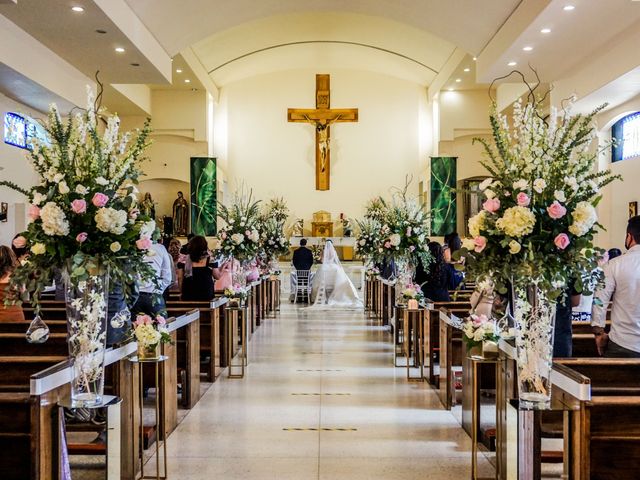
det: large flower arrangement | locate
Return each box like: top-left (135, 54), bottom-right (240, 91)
top-left (259, 217), bottom-right (290, 260)
top-left (0, 88), bottom-right (155, 308)
top-left (363, 196), bottom-right (387, 223)
top-left (263, 197), bottom-right (289, 225)
top-left (379, 197), bottom-right (432, 268)
top-left (217, 190), bottom-right (262, 262)
top-left (458, 99), bottom-right (619, 299)
top-left (355, 217), bottom-right (383, 262)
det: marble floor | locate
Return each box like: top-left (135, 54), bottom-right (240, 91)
top-left (150, 303), bottom-right (492, 479)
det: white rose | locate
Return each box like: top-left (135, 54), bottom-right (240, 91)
top-left (53, 173), bottom-right (64, 183)
top-left (95, 207), bottom-right (128, 235)
top-left (479, 178), bottom-right (493, 191)
top-left (359, 239), bottom-right (366, 246)
top-left (96, 177), bottom-right (109, 186)
top-left (30, 243), bottom-right (46, 255)
top-left (32, 192), bottom-right (47, 206)
top-left (110, 241), bottom-right (121, 253)
top-left (512, 179), bottom-right (528, 191)
top-left (389, 233), bottom-right (401, 247)
top-left (564, 176), bottom-right (579, 191)
top-left (533, 179), bottom-right (546, 194)
top-left (508, 240), bottom-right (522, 254)
top-left (484, 189), bottom-right (496, 199)
top-left (58, 181), bottom-right (70, 194)
top-left (75, 184), bottom-right (89, 195)
top-left (569, 201), bottom-right (597, 237)
top-left (40, 202), bottom-right (70, 236)
top-left (249, 230), bottom-right (260, 242)
top-left (554, 190), bottom-right (566, 202)
top-left (231, 233), bottom-right (245, 245)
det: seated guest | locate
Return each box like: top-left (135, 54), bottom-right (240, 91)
top-left (0, 246), bottom-right (25, 322)
top-left (182, 236), bottom-right (225, 301)
top-left (133, 234), bottom-right (173, 317)
top-left (592, 216), bottom-right (640, 357)
top-left (442, 232), bottom-right (462, 264)
top-left (167, 237), bottom-right (182, 293)
top-left (290, 239), bottom-right (314, 301)
top-left (608, 247), bottom-right (622, 260)
top-left (415, 242), bottom-right (451, 302)
top-left (11, 234), bottom-right (28, 265)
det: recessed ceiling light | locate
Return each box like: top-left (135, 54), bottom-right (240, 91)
top-left (115, 47), bottom-right (125, 53)
top-left (508, 61), bottom-right (517, 67)
top-left (130, 63), bottom-right (140, 67)
top-left (540, 28), bottom-right (551, 34)
top-left (71, 6), bottom-right (84, 12)
top-left (523, 46), bottom-right (533, 52)
top-left (463, 67), bottom-right (470, 72)
top-left (455, 78), bottom-right (461, 83)
top-left (472, 57), bottom-right (477, 61)
top-left (563, 5), bottom-right (575, 10)
top-left (95, 29), bottom-right (107, 34)
top-left (176, 69), bottom-right (183, 73)
top-left (184, 79), bottom-right (191, 83)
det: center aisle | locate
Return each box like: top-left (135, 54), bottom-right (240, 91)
top-left (156, 303), bottom-right (479, 479)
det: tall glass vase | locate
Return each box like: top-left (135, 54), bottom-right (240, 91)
top-left (64, 266), bottom-right (109, 407)
top-left (394, 258), bottom-right (415, 305)
top-left (512, 283), bottom-right (556, 409)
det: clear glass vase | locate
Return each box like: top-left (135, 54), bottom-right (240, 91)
top-left (64, 266), bottom-right (109, 407)
top-left (394, 258), bottom-right (415, 305)
top-left (512, 283), bottom-right (556, 409)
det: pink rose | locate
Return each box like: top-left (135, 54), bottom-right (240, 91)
top-left (76, 232), bottom-right (88, 243)
top-left (12, 235), bottom-right (27, 248)
top-left (384, 241), bottom-right (391, 248)
top-left (134, 314), bottom-right (152, 327)
top-left (28, 205), bottom-right (40, 221)
top-left (156, 315), bottom-right (166, 325)
top-left (473, 236), bottom-right (487, 253)
top-left (92, 192), bottom-right (109, 207)
top-left (221, 232), bottom-right (227, 240)
top-left (483, 198), bottom-right (500, 213)
top-left (136, 237), bottom-right (152, 250)
top-left (245, 230), bottom-right (251, 236)
top-left (547, 201), bottom-right (567, 219)
top-left (71, 199), bottom-right (87, 214)
top-left (129, 208), bottom-right (139, 219)
top-left (406, 227), bottom-right (412, 236)
top-left (554, 233), bottom-right (570, 250)
top-left (409, 245), bottom-right (416, 252)
top-left (516, 192), bottom-right (530, 207)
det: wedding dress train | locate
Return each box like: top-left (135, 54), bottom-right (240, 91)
top-left (310, 242), bottom-right (363, 310)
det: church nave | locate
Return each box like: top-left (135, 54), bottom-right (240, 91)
top-left (150, 304), bottom-right (488, 480)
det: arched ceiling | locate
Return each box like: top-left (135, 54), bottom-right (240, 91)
top-left (125, 0), bottom-right (521, 58)
top-left (190, 12), bottom-right (457, 86)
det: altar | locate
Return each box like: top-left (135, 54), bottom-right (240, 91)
top-left (289, 237), bottom-right (356, 260)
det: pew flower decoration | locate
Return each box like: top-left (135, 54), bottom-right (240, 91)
top-left (365, 266), bottom-right (380, 279)
top-left (259, 217), bottom-right (291, 260)
top-left (0, 87), bottom-right (156, 310)
top-left (462, 314), bottom-right (500, 352)
top-left (133, 314), bottom-right (171, 359)
top-left (217, 189), bottom-right (262, 262)
top-left (224, 284), bottom-right (249, 306)
top-left (401, 283), bottom-right (425, 304)
top-left (458, 98), bottom-right (620, 299)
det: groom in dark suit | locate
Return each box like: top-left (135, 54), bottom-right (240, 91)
top-left (290, 239), bottom-right (314, 302)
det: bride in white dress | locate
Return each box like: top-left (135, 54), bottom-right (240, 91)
top-left (310, 241), bottom-right (363, 309)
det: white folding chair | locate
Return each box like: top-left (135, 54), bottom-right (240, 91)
top-left (294, 270), bottom-right (311, 304)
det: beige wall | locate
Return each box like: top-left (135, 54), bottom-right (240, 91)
top-left (0, 93), bottom-right (41, 246)
top-left (216, 68), bottom-right (431, 224)
top-left (439, 89), bottom-right (493, 142)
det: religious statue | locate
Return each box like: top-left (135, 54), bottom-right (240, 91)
top-left (172, 191), bottom-right (189, 236)
top-left (141, 192), bottom-right (156, 220)
top-left (292, 218), bottom-right (304, 237)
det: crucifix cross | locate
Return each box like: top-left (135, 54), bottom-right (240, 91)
top-left (288, 74), bottom-right (358, 191)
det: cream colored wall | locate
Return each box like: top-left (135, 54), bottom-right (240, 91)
top-left (594, 94), bottom-right (640, 250)
top-left (439, 89), bottom-right (493, 142)
top-left (216, 68), bottom-right (429, 225)
top-left (0, 93), bottom-right (41, 247)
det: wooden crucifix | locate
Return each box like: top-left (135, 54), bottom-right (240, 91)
top-left (288, 74), bottom-right (358, 191)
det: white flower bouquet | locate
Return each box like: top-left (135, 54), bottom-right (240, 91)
top-left (462, 313), bottom-right (499, 351)
top-left (355, 217), bottom-right (383, 262)
top-left (458, 98), bottom-right (620, 299)
top-left (217, 190), bottom-right (262, 262)
top-left (258, 217), bottom-right (290, 260)
top-left (380, 197), bottom-right (432, 268)
top-left (0, 88), bottom-right (155, 309)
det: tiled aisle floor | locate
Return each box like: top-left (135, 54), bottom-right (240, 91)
top-left (152, 303), bottom-right (489, 479)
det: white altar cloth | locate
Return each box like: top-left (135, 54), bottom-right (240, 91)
top-left (289, 237), bottom-right (356, 247)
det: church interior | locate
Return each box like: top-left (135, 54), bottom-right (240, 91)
top-left (1, 0), bottom-right (640, 479)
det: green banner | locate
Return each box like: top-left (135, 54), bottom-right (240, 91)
top-left (430, 156), bottom-right (457, 236)
top-left (190, 157), bottom-right (217, 236)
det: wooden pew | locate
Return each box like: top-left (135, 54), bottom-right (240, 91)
top-left (437, 310), bottom-right (465, 410)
